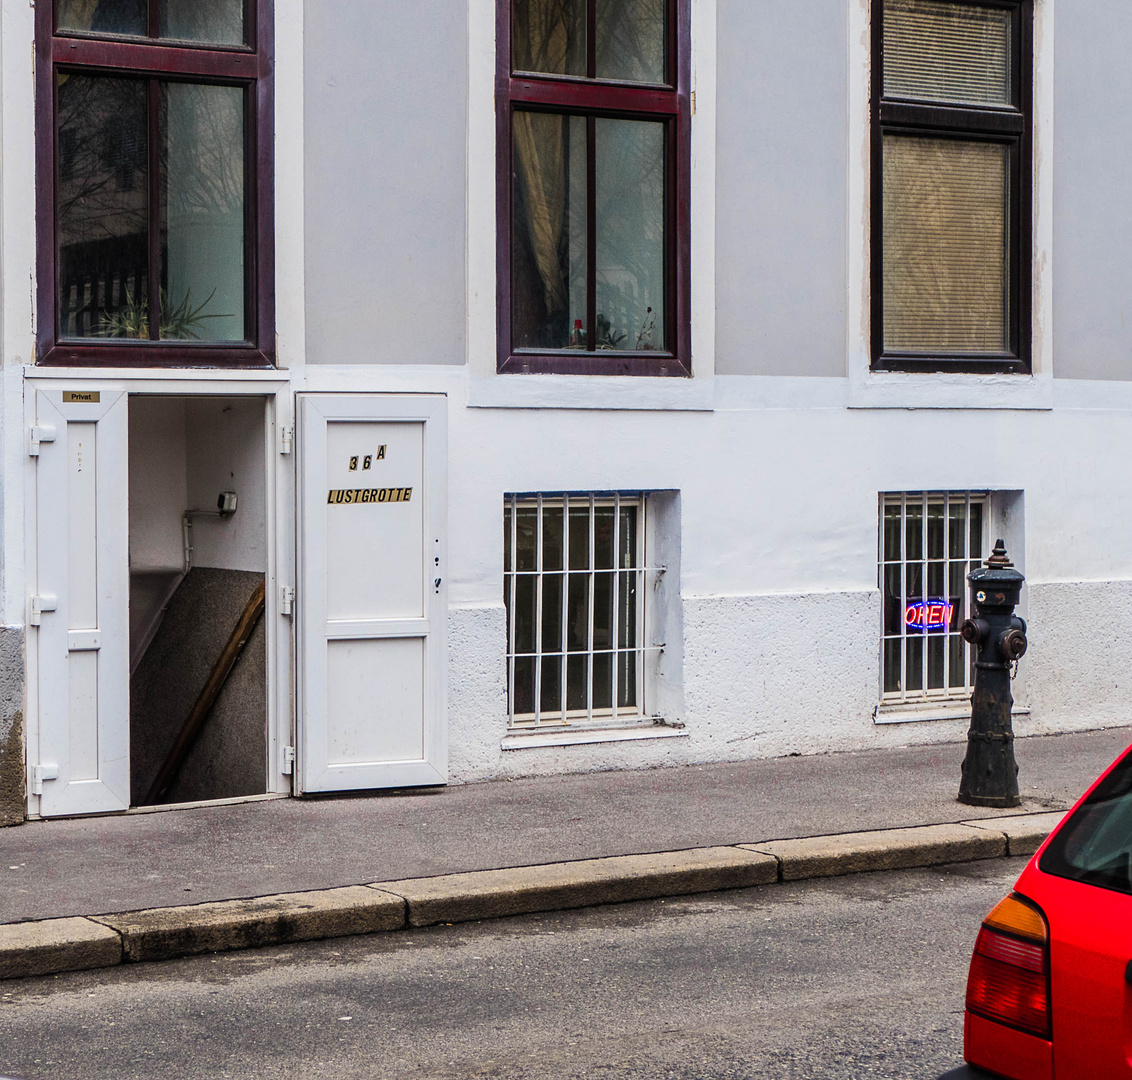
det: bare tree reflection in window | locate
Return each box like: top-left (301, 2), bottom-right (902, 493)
top-left (56, 74), bottom-right (149, 338)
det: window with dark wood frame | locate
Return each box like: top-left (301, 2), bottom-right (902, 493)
top-left (497, 0), bottom-right (691, 376)
top-left (36, 0), bottom-right (274, 367)
top-left (871, 0), bottom-right (1032, 374)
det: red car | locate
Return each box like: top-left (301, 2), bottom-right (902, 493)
top-left (957, 743), bottom-right (1132, 1079)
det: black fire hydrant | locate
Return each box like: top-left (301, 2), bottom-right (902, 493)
top-left (957, 540), bottom-right (1027, 807)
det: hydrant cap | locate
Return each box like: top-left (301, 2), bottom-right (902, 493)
top-left (969, 539), bottom-right (1025, 589)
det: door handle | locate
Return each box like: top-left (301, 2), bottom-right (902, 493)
top-left (1125, 960), bottom-right (1132, 985)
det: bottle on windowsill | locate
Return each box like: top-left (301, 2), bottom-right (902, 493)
top-left (570, 319), bottom-right (584, 349)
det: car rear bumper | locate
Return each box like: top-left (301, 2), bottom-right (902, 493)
top-left (963, 1011), bottom-right (1053, 1080)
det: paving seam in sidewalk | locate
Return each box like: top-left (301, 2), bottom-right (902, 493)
top-left (0, 811), bottom-right (1065, 981)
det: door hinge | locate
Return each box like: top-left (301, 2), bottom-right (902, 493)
top-left (28, 594), bottom-right (57, 627)
top-left (281, 745), bottom-right (295, 775)
top-left (280, 585), bottom-right (295, 616)
top-left (28, 424), bottom-right (56, 457)
top-left (278, 424), bottom-right (293, 455)
top-left (31, 763), bottom-right (58, 795)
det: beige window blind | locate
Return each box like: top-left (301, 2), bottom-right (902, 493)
top-left (884, 0), bottom-right (1011, 107)
top-left (882, 135), bottom-right (1009, 354)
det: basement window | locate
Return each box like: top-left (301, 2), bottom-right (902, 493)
top-left (879, 491), bottom-right (985, 706)
top-left (504, 493), bottom-right (663, 729)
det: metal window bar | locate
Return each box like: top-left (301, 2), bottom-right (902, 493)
top-left (881, 492), bottom-right (985, 706)
top-left (506, 494), bottom-right (656, 729)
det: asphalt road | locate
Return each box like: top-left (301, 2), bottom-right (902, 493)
top-left (0, 857), bottom-right (1026, 1080)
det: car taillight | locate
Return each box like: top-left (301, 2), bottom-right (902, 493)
top-left (965, 893), bottom-right (1051, 1039)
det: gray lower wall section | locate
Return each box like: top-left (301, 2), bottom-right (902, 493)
top-left (1054, 3), bottom-right (1132, 380)
top-left (446, 582), bottom-right (1132, 784)
top-left (0, 628), bottom-right (24, 827)
top-left (303, 0), bottom-right (467, 366)
top-left (714, 0), bottom-right (847, 378)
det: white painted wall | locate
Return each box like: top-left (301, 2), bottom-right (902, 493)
top-left (127, 396), bottom-right (267, 574)
top-left (128, 398), bottom-right (188, 572)
top-left (184, 397), bottom-right (267, 573)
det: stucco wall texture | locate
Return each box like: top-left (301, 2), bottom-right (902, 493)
top-left (0, 628), bottom-right (25, 826)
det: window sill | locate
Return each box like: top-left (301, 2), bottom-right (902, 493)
top-left (467, 372), bottom-right (714, 411)
top-left (848, 369), bottom-right (1052, 411)
top-left (501, 723), bottom-right (689, 750)
top-left (874, 703), bottom-right (1031, 726)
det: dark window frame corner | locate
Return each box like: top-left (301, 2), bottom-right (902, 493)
top-left (496, 0), bottom-right (692, 379)
top-left (35, 0), bottom-right (275, 369)
top-left (870, 0), bottom-right (1033, 376)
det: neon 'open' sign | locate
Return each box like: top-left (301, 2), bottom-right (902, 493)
top-left (905, 599), bottom-right (954, 634)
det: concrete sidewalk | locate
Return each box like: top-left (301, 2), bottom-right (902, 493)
top-left (1, 726), bottom-right (1126, 927)
top-left (1, 726), bottom-right (1127, 979)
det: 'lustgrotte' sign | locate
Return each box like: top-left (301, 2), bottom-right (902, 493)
top-left (327, 487), bottom-right (413, 504)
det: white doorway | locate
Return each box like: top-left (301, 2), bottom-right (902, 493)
top-left (27, 377), bottom-right (290, 818)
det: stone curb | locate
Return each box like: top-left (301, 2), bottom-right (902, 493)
top-left (89, 886), bottom-right (406, 963)
top-left (740, 823), bottom-right (1006, 881)
top-left (0, 812), bottom-right (1063, 980)
top-left (369, 846), bottom-right (779, 928)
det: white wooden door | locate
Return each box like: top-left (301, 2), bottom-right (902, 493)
top-left (32, 388), bottom-right (130, 816)
top-left (297, 395), bottom-right (447, 792)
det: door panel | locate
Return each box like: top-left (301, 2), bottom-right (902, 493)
top-left (297, 395), bottom-right (447, 792)
top-left (34, 389), bottom-right (130, 816)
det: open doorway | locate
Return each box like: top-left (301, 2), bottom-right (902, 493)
top-left (128, 395), bottom-right (268, 807)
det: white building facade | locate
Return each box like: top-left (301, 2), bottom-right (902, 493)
top-left (1, 0), bottom-right (1128, 826)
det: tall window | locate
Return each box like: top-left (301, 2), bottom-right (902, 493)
top-left (504, 494), bottom-right (651, 727)
top-left (880, 492), bottom-right (985, 704)
top-left (37, 0), bottom-right (274, 366)
top-left (497, 0), bottom-right (691, 376)
top-left (872, 0), bottom-right (1032, 373)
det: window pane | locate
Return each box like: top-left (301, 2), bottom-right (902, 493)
top-left (906, 636), bottom-right (924, 692)
top-left (883, 135), bottom-right (1009, 354)
top-left (596, 118), bottom-right (665, 351)
top-left (927, 502), bottom-right (944, 559)
top-left (948, 633), bottom-right (965, 690)
top-left (596, 0), bottom-right (666, 83)
top-left (619, 505), bottom-right (638, 567)
top-left (566, 654), bottom-right (587, 711)
top-left (161, 0), bottom-right (244, 45)
top-left (516, 507), bottom-right (537, 570)
top-left (948, 501), bottom-right (967, 558)
top-left (568, 505), bottom-right (591, 569)
top-left (540, 653), bottom-right (562, 715)
top-left (57, 0), bottom-right (146, 36)
top-left (514, 574), bottom-right (537, 654)
top-left (883, 639), bottom-right (902, 694)
top-left (159, 83), bottom-right (246, 342)
top-left (512, 0), bottom-right (586, 76)
top-left (883, 503), bottom-right (901, 562)
top-left (566, 573), bottom-right (589, 650)
top-left (928, 634), bottom-right (945, 690)
top-left (512, 112), bottom-right (588, 350)
top-left (905, 500), bottom-right (923, 562)
top-left (617, 652), bottom-right (637, 709)
top-left (970, 502), bottom-right (984, 558)
top-left (542, 505), bottom-right (565, 571)
top-left (57, 74), bottom-right (149, 339)
top-left (883, 564), bottom-right (902, 635)
top-left (884, 0), bottom-right (1011, 107)
top-left (542, 572), bottom-right (564, 654)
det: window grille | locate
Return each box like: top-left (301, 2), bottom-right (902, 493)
top-left (504, 493), bottom-right (653, 728)
top-left (880, 492), bottom-right (985, 703)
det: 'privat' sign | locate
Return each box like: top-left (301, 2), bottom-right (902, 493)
top-left (905, 599), bottom-right (954, 634)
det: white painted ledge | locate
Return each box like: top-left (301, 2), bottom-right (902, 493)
top-left (875, 704), bottom-right (1031, 726)
top-left (501, 725), bottom-right (690, 750)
